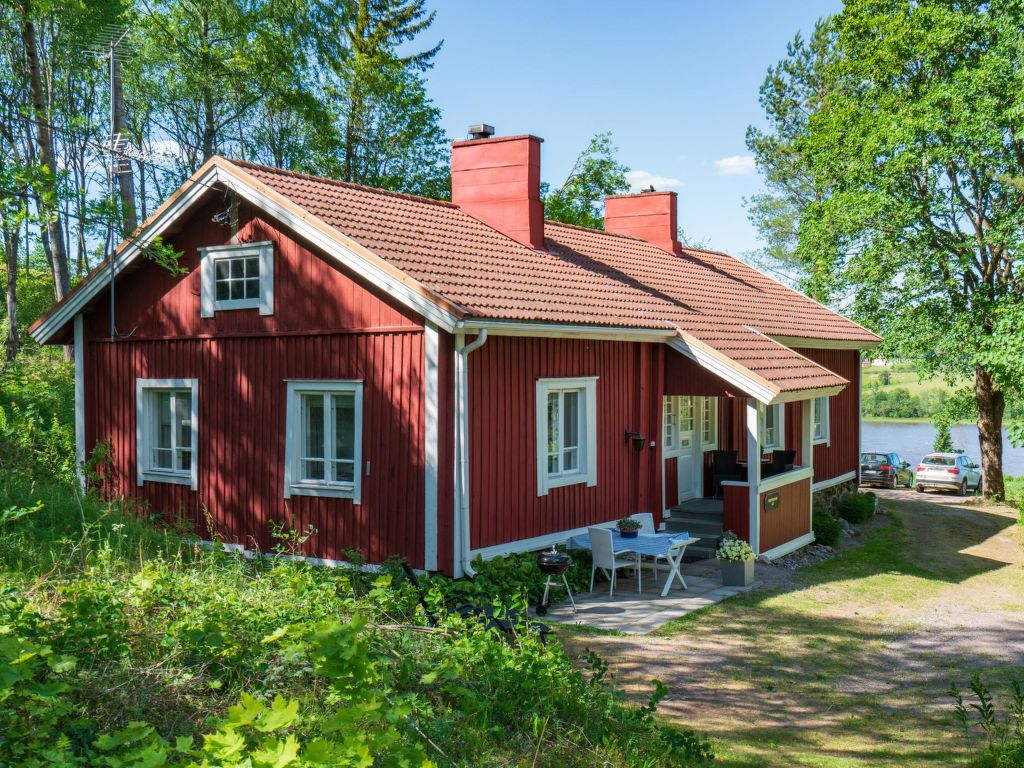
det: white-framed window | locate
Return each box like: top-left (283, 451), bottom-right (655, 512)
top-left (812, 396), bottom-right (830, 445)
top-left (701, 397), bottom-right (718, 448)
top-left (136, 378), bottom-right (198, 489)
top-left (536, 377), bottom-right (597, 496)
top-left (760, 402), bottom-right (785, 451)
top-left (199, 241), bottom-right (274, 317)
top-left (662, 397), bottom-right (677, 454)
top-left (284, 380), bottom-right (363, 502)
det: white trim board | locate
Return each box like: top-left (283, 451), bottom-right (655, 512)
top-left (757, 465), bottom-right (813, 493)
top-left (423, 322), bottom-right (439, 571)
top-left (73, 314), bottom-right (85, 490)
top-left (30, 160), bottom-right (461, 345)
top-left (812, 470), bottom-right (858, 492)
top-left (760, 532), bottom-right (816, 561)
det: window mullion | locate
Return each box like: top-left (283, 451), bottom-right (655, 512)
top-left (324, 394), bottom-right (335, 481)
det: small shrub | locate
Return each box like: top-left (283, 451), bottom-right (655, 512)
top-left (950, 674), bottom-right (1024, 767)
top-left (438, 549), bottom-right (593, 607)
top-left (838, 492), bottom-right (875, 524)
top-left (813, 511), bottom-right (841, 547)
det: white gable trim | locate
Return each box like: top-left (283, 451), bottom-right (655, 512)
top-left (30, 160), bottom-right (460, 345)
top-left (668, 332), bottom-right (778, 405)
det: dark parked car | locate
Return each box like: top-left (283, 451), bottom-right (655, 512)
top-left (860, 452), bottom-right (914, 489)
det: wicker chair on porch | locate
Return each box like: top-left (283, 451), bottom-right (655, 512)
top-left (711, 450), bottom-right (742, 499)
top-left (768, 450), bottom-right (797, 477)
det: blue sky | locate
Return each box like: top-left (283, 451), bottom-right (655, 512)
top-left (424, 1), bottom-right (840, 256)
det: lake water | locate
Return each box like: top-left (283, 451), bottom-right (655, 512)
top-left (862, 421), bottom-right (1024, 476)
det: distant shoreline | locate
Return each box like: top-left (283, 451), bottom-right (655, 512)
top-left (862, 416), bottom-right (975, 425)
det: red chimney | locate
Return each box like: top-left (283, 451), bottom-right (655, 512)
top-left (604, 190), bottom-right (681, 254)
top-left (451, 126), bottom-right (545, 250)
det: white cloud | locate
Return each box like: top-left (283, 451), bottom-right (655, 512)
top-left (625, 169), bottom-right (683, 192)
top-left (714, 154), bottom-right (756, 176)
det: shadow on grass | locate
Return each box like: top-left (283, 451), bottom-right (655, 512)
top-left (558, 498), bottom-right (1024, 767)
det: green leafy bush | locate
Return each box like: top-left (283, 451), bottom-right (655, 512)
top-left (438, 548), bottom-right (593, 607)
top-left (837, 492), bottom-right (875, 524)
top-left (812, 511), bottom-right (841, 547)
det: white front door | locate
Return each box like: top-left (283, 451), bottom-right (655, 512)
top-left (676, 396), bottom-right (698, 502)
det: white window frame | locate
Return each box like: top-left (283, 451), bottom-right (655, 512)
top-left (812, 396), bottom-right (830, 445)
top-left (701, 397), bottom-right (718, 449)
top-left (284, 380), bottom-right (364, 502)
top-left (200, 241), bottom-right (274, 317)
top-left (136, 378), bottom-right (198, 489)
top-left (760, 402), bottom-right (786, 452)
top-left (536, 377), bottom-right (598, 496)
top-left (662, 397), bottom-right (679, 457)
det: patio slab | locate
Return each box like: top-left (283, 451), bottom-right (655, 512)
top-left (538, 558), bottom-right (758, 634)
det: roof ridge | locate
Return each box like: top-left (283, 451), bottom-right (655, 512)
top-left (543, 218), bottom-right (667, 245)
top-left (225, 158), bottom-right (460, 209)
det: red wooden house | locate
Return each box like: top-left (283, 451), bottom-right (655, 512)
top-left (31, 127), bottom-right (879, 576)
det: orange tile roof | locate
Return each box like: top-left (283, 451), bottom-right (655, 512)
top-left (231, 160), bottom-right (876, 393)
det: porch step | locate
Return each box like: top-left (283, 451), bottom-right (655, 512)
top-left (663, 516), bottom-right (723, 539)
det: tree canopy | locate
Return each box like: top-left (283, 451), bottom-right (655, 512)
top-left (543, 132), bottom-right (629, 230)
top-left (748, 0), bottom-right (1024, 496)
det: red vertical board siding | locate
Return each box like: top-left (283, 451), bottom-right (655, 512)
top-left (86, 331), bottom-right (425, 566)
top-left (722, 484), bottom-right (749, 540)
top-left (435, 330), bottom-right (456, 574)
top-left (797, 349), bottom-right (862, 483)
top-left (467, 336), bottom-right (653, 549)
top-left (81, 201), bottom-right (428, 568)
top-left (664, 457), bottom-right (679, 507)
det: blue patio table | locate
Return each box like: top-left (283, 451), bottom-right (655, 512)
top-left (567, 530), bottom-right (699, 597)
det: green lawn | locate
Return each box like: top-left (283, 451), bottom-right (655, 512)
top-left (562, 495), bottom-right (1024, 767)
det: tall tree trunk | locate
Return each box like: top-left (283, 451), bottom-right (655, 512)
top-left (112, 57), bottom-right (137, 233)
top-left (975, 365), bottom-right (1005, 500)
top-left (4, 229), bottom-right (18, 364)
top-left (19, 0), bottom-right (70, 302)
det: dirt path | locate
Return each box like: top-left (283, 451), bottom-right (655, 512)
top-left (558, 495), bottom-right (1024, 767)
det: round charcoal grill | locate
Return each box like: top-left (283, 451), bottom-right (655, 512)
top-left (535, 548), bottom-right (576, 616)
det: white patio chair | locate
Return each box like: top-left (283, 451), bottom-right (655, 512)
top-left (630, 512), bottom-right (655, 533)
top-left (589, 526), bottom-right (641, 597)
top-left (631, 512), bottom-right (671, 583)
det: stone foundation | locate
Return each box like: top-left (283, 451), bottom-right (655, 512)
top-left (812, 478), bottom-right (858, 513)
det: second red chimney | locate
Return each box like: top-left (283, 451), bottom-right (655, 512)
top-left (604, 190), bottom-right (681, 254)
top-left (451, 127), bottom-right (545, 250)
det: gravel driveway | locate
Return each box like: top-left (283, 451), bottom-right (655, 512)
top-left (558, 494), bottom-right (1024, 766)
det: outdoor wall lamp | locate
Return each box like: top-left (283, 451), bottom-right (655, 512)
top-left (624, 430), bottom-right (646, 452)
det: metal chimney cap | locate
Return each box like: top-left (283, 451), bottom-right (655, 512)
top-left (467, 123), bottom-right (495, 139)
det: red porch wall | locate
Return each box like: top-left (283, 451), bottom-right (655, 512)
top-left (82, 198), bottom-right (431, 568)
top-left (663, 350), bottom-right (738, 397)
top-left (468, 336), bottom-right (663, 550)
top-left (797, 348), bottom-right (862, 484)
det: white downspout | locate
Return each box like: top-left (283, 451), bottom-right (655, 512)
top-left (455, 329), bottom-right (488, 577)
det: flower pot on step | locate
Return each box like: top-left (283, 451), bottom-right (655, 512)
top-left (720, 559), bottom-right (754, 587)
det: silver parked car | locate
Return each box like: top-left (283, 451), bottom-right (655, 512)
top-left (915, 453), bottom-right (982, 495)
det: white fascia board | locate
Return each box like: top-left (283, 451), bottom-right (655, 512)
top-left (668, 334), bottom-right (778, 404)
top-left (216, 170), bottom-right (459, 333)
top-left (770, 385), bottom-right (847, 404)
top-left (31, 165), bottom-right (222, 344)
top-left (32, 162), bottom-right (460, 344)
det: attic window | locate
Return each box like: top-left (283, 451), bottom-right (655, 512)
top-left (199, 241), bottom-right (273, 317)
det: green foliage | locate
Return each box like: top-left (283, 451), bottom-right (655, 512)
top-left (862, 382), bottom-right (953, 420)
top-left (837, 492), bottom-right (875, 525)
top-left (749, 0), bottom-right (1024, 488)
top-left (934, 424), bottom-right (955, 454)
top-left (438, 549), bottom-right (593, 608)
top-left (616, 516), bottom-right (642, 532)
top-left (812, 510), bottom-right (841, 548)
top-left (950, 674), bottom-right (1024, 767)
top-left (543, 133), bottom-right (630, 229)
top-left (0, 354), bottom-right (76, 483)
